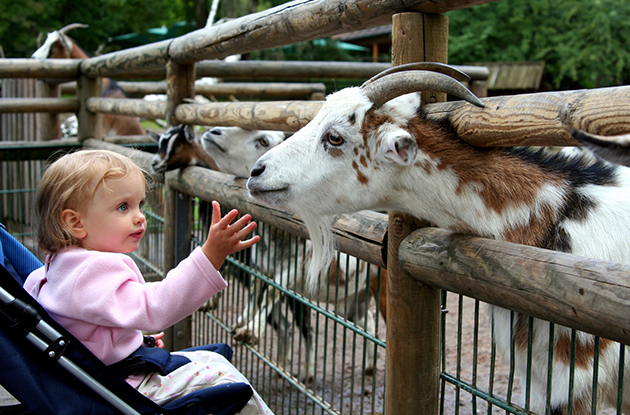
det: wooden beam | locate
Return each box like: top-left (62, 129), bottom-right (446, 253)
top-left (385, 12), bottom-right (444, 415)
top-left (84, 85), bottom-right (630, 142)
top-left (79, 0), bottom-right (496, 76)
top-left (0, 98), bottom-right (78, 113)
top-left (425, 85), bottom-right (630, 146)
top-left (63, 81), bottom-right (326, 99)
top-left (0, 59), bottom-right (80, 79)
top-left (399, 227), bottom-right (630, 346)
top-left (174, 100), bottom-right (322, 131)
top-left (86, 97), bottom-right (167, 120)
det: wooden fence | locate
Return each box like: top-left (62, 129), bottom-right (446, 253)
top-left (2, 0), bottom-right (630, 414)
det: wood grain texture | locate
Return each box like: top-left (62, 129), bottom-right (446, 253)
top-left (86, 97), bottom-right (167, 120)
top-left (175, 100), bottom-right (323, 131)
top-left (427, 85), bottom-right (630, 146)
top-left (399, 227), bottom-right (630, 346)
top-left (0, 98), bottom-right (78, 113)
top-left (0, 59), bottom-right (80, 79)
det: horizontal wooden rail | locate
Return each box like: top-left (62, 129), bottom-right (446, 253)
top-left (86, 85), bottom-right (630, 140)
top-left (0, 59), bottom-right (80, 79)
top-left (194, 61), bottom-right (489, 81)
top-left (174, 100), bottom-right (322, 130)
top-left (79, 0), bottom-right (495, 76)
top-left (426, 85), bottom-right (630, 146)
top-left (0, 98), bottom-right (79, 113)
top-left (82, 138), bottom-right (157, 176)
top-left (86, 97), bottom-right (167, 120)
top-left (399, 227), bottom-right (630, 346)
top-left (62, 81), bottom-right (326, 98)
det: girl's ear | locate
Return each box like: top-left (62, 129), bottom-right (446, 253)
top-left (61, 209), bottom-right (87, 240)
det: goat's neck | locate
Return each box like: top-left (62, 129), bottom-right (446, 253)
top-left (192, 140), bottom-right (219, 170)
top-left (389, 144), bottom-right (567, 246)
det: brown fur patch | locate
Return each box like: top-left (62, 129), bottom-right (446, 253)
top-left (514, 314), bottom-right (532, 350)
top-left (501, 204), bottom-right (557, 246)
top-left (554, 334), bottom-right (613, 370)
top-left (328, 148), bottom-right (344, 158)
top-left (352, 160), bottom-right (369, 185)
top-left (360, 155), bottom-right (368, 168)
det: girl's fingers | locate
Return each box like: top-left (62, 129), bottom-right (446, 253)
top-left (211, 201), bottom-right (222, 226)
top-left (239, 235), bottom-right (261, 250)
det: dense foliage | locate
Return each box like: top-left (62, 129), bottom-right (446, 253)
top-left (447, 0), bottom-right (630, 89)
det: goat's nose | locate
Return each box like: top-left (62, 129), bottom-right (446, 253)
top-left (250, 162), bottom-right (266, 177)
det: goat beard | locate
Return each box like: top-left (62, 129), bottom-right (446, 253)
top-left (300, 212), bottom-right (336, 294)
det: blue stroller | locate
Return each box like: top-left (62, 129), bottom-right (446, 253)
top-left (0, 224), bottom-right (253, 415)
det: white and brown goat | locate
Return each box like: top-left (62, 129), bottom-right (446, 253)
top-left (247, 63), bottom-right (630, 414)
top-left (32, 23), bottom-right (145, 136)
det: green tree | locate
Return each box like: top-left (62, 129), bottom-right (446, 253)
top-left (0, 0), bottom-right (189, 58)
top-left (447, 0), bottom-right (630, 90)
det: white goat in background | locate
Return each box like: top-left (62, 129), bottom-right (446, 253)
top-left (247, 62), bottom-right (630, 414)
top-left (200, 126), bottom-right (285, 177)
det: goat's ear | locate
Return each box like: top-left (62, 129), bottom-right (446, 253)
top-left (147, 131), bottom-right (160, 142)
top-left (380, 131), bottom-right (418, 165)
top-left (183, 124), bottom-right (196, 144)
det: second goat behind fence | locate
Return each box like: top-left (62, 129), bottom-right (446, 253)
top-left (247, 62), bottom-right (630, 414)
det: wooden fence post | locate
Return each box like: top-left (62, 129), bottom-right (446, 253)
top-left (35, 80), bottom-right (61, 141)
top-left (77, 76), bottom-right (102, 141)
top-left (163, 171), bottom-right (193, 351)
top-left (166, 61), bottom-right (195, 127)
top-left (385, 12), bottom-right (447, 415)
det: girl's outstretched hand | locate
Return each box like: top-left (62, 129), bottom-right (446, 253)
top-left (202, 200), bottom-right (260, 269)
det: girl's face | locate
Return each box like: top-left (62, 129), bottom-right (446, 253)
top-left (77, 172), bottom-right (146, 253)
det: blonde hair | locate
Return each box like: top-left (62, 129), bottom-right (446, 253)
top-left (34, 149), bottom-right (146, 254)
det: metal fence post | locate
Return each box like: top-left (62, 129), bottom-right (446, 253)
top-left (163, 171), bottom-right (193, 351)
top-left (385, 12), bottom-right (448, 415)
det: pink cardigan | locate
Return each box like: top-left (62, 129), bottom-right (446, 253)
top-left (24, 246), bottom-right (227, 366)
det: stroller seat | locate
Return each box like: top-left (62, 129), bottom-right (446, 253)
top-left (0, 224), bottom-right (253, 415)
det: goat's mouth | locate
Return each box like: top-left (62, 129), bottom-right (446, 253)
top-left (203, 137), bottom-right (226, 153)
top-left (247, 182), bottom-right (290, 205)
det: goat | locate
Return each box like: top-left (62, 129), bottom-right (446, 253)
top-left (150, 124), bottom-right (219, 174)
top-left (247, 62), bottom-right (630, 414)
top-left (200, 126), bottom-right (285, 178)
top-left (572, 129), bottom-right (630, 167)
top-left (151, 124), bottom-right (384, 381)
top-left (31, 23), bottom-right (145, 136)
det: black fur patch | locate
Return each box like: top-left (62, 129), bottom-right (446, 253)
top-left (510, 147), bottom-right (618, 253)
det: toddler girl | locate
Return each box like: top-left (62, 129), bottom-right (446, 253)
top-left (24, 149), bottom-right (272, 414)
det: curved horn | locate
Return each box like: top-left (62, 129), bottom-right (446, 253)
top-left (362, 62), bottom-right (471, 87)
top-left (59, 23), bottom-right (89, 35)
top-left (361, 70), bottom-right (485, 109)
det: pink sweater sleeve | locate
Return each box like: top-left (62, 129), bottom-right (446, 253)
top-left (64, 247), bottom-right (227, 332)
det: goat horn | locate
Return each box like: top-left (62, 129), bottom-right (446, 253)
top-left (59, 23), bottom-right (89, 34)
top-left (362, 62), bottom-right (471, 87)
top-left (361, 70), bottom-right (485, 109)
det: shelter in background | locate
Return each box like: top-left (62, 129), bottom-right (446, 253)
top-left (332, 25), bottom-right (392, 62)
top-left (468, 61), bottom-right (545, 96)
top-left (334, 25), bottom-right (545, 94)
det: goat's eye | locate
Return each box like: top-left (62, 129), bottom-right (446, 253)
top-left (258, 137), bottom-right (269, 147)
top-left (326, 132), bottom-right (344, 146)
